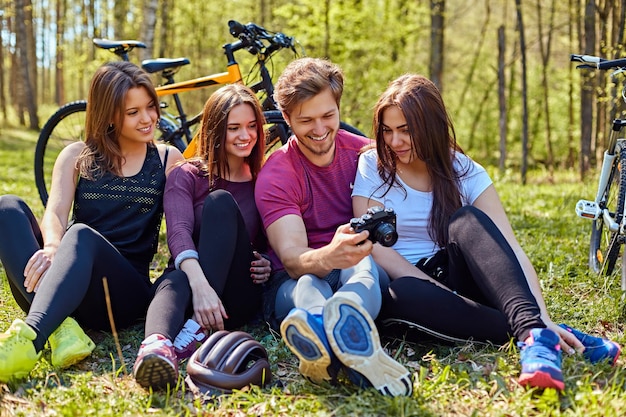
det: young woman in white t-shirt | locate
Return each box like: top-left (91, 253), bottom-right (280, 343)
top-left (352, 74), bottom-right (620, 391)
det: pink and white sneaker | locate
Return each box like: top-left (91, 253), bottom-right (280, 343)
top-left (173, 319), bottom-right (208, 359)
top-left (133, 334), bottom-right (178, 390)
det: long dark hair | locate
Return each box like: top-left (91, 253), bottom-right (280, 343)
top-left (372, 74), bottom-right (465, 247)
top-left (78, 61), bottom-right (160, 179)
top-left (191, 84), bottom-right (265, 186)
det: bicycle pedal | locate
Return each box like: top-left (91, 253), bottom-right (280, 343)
top-left (576, 200), bottom-right (600, 220)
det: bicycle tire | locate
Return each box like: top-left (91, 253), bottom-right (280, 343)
top-left (35, 101), bottom-right (88, 206)
top-left (35, 101), bottom-right (183, 207)
top-left (589, 140), bottom-right (626, 275)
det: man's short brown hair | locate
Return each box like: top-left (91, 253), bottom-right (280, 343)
top-left (273, 57), bottom-right (344, 115)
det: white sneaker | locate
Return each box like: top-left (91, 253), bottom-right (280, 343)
top-left (173, 319), bottom-right (208, 359)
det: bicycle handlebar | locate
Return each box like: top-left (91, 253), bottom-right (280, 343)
top-left (571, 53), bottom-right (626, 71)
top-left (227, 20), bottom-right (295, 56)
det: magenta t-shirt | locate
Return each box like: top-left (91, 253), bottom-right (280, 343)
top-left (255, 130), bottom-right (372, 271)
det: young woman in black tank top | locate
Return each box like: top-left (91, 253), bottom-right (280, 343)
top-left (0, 61), bottom-right (183, 383)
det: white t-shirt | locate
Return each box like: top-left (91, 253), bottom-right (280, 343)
top-left (352, 148), bottom-right (492, 264)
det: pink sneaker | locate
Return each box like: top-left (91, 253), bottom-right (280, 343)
top-left (133, 334), bottom-right (178, 389)
top-left (173, 319), bottom-right (208, 359)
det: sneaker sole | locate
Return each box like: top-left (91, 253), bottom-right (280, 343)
top-left (323, 297), bottom-right (412, 397)
top-left (518, 370), bottom-right (565, 391)
top-left (280, 309), bottom-right (335, 384)
top-left (134, 354), bottom-right (178, 389)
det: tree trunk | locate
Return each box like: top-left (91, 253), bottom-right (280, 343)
top-left (594, 2), bottom-right (612, 168)
top-left (536, 0), bottom-right (555, 180)
top-left (55, 0), bottom-right (66, 105)
top-left (114, 0), bottom-right (128, 39)
top-left (430, 0), bottom-right (445, 92)
top-left (25, 0), bottom-right (37, 109)
top-left (580, 0), bottom-right (596, 178)
top-left (140, 0), bottom-right (158, 61)
top-left (40, 0), bottom-right (47, 104)
top-left (498, 25), bottom-right (507, 172)
top-left (15, 0), bottom-right (39, 129)
top-left (515, 0), bottom-right (529, 185)
top-left (456, 0), bottom-right (491, 113)
top-left (323, 0), bottom-right (331, 59)
top-left (566, 0), bottom-right (577, 169)
top-left (158, 0), bottom-right (170, 57)
top-left (0, 9), bottom-right (6, 121)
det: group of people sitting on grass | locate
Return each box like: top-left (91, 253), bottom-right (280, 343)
top-left (0, 57), bottom-right (621, 396)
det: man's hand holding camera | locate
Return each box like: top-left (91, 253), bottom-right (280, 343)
top-left (350, 206), bottom-right (398, 247)
top-left (322, 223), bottom-right (374, 271)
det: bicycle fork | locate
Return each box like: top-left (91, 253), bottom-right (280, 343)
top-left (575, 120), bottom-right (626, 228)
top-left (575, 150), bottom-right (618, 227)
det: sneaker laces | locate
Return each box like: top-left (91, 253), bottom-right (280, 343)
top-left (519, 339), bottom-right (562, 366)
top-left (173, 322), bottom-right (204, 350)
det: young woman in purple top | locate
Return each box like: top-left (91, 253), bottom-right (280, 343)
top-left (132, 84), bottom-right (271, 390)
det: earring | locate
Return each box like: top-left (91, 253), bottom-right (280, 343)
top-left (214, 143), bottom-right (221, 149)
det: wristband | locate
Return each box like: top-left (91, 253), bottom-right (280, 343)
top-left (175, 249), bottom-right (199, 270)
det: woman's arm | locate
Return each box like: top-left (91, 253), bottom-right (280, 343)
top-left (24, 142), bottom-right (83, 292)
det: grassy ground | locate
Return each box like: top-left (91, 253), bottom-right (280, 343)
top-left (1, 126), bottom-right (626, 416)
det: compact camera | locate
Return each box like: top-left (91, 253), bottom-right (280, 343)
top-left (350, 206), bottom-right (398, 247)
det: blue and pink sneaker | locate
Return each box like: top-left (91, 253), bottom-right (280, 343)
top-left (518, 328), bottom-right (565, 390)
top-left (559, 324), bottom-right (621, 365)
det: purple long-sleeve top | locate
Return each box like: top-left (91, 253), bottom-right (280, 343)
top-left (164, 162), bottom-right (265, 266)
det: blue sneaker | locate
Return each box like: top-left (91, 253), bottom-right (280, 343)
top-left (559, 324), bottom-right (621, 365)
top-left (518, 328), bottom-right (565, 390)
top-left (280, 308), bottom-right (340, 384)
top-left (323, 296), bottom-right (412, 397)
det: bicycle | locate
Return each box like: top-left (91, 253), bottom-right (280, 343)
top-left (35, 20), bottom-right (365, 206)
top-left (572, 53), bottom-right (626, 290)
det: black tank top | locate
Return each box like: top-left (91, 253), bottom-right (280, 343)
top-left (72, 144), bottom-right (167, 275)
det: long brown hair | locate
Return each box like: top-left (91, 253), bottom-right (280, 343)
top-left (191, 84), bottom-right (265, 186)
top-left (78, 61), bottom-right (160, 179)
top-left (372, 74), bottom-right (466, 247)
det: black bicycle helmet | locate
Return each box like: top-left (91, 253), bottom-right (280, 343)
top-left (185, 330), bottom-right (272, 395)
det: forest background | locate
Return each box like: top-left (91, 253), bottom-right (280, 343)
top-left (3, 0), bottom-right (625, 184)
top-left (2, 1), bottom-right (626, 415)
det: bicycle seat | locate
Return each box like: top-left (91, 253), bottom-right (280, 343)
top-left (93, 38), bottom-right (146, 52)
top-left (141, 58), bottom-right (191, 75)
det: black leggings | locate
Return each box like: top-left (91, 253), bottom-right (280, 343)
top-left (145, 190), bottom-right (262, 338)
top-left (0, 195), bottom-right (181, 352)
top-left (379, 205), bottom-right (545, 345)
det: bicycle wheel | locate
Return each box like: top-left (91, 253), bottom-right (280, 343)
top-left (262, 110), bottom-right (366, 153)
top-left (589, 140), bottom-right (626, 275)
top-left (35, 102), bottom-right (184, 207)
top-left (35, 101), bottom-right (87, 206)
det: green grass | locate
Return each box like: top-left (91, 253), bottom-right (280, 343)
top-left (1, 127), bottom-right (626, 416)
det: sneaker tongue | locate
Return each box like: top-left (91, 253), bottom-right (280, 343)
top-left (183, 319), bottom-right (202, 333)
top-left (144, 333), bottom-right (171, 346)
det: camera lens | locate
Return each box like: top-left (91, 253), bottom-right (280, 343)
top-left (373, 223), bottom-right (398, 247)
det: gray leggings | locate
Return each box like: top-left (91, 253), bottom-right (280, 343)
top-left (274, 256), bottom-right (389, 321)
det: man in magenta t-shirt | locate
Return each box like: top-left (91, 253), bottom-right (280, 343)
top-left (254, 57), bottom-right (412, 397)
